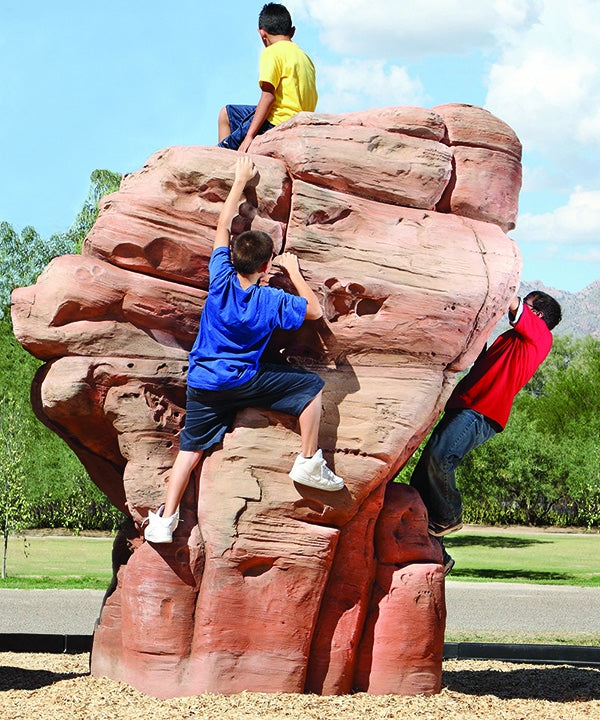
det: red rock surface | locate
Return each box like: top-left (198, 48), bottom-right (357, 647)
top-left (11, 104), bottom-right (522, 698)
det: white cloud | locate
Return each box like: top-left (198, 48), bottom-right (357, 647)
top-left (565, 247), bottom-right (600, 263)
top-left (485, 0), bottom-right (600, 156)
top-left (513, 189), bottom-right (600, 245)
top-left (288, 0), bottom-right (541, 56)
top-left (316, 59), bottom-right (427, 113)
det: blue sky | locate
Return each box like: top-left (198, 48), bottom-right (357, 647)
top-left (2, 0), bottom-right (599, 292)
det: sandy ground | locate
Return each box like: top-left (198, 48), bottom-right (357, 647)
top-left (1, 652), bottom-right (599, 720)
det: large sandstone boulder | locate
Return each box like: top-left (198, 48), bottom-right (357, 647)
top-left (11, 103), bottom-right (521, 698)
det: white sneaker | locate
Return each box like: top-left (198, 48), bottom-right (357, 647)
top-left (289, 449), bottom-right (345, 492)
top-left (143, 505), bottom-right (180, 543)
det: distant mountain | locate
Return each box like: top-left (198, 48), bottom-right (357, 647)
top-left (518, 279), bottom-right (600, 339)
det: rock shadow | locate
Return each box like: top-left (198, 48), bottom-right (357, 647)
top-left (443, 665), bottom-right (600, 701)
top-left (0, 665), bottom-right (87, 691)
top-left (450, 568), bottom-right (571, 582)
top-left (446, 536), bottom-right (551, 549)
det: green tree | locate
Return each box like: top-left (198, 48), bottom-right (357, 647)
top-left (1, 222), bottom-right (69, 318)
top-left (521, 334), bottom-right (579, 398)
top-left (0, 167), bottom-right (124, 533)
top-left (531, 336), bottom-right (600, 435)
top-left (0, 398), bottom-right (33, 578)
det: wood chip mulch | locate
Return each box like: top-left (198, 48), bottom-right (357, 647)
top-left (1, 652), bottom-right (599, 720)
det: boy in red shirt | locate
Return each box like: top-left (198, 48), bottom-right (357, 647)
top-left (410, 291), bottom-right (562, 573)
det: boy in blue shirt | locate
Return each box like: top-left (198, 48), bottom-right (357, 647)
top-left (218, 3), bottom-right (317, 153)
top-left (144, 156), bottom-right (343, 543)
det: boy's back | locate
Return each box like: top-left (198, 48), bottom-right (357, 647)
top-left (260, 39), bottom-right (317, 126)
top-left (187, 245), bottom-right (307, 391)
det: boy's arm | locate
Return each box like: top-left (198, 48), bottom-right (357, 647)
top-left (238, 83), bottom-right (276, 153)
top-left (274, 252), bottom-right (323, 320)
top-left (507, 295), bottom-right (522, 325)
top-left (214, 156), bottom-right (257, 249)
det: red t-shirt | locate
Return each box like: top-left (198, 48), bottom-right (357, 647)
top-left (446, 303), bottom-right (553, 429)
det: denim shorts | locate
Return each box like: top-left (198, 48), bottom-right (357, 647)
top-left (218, 104), bottom-right (274, 150)
top-left (179, 362), bottom-right (324, 451)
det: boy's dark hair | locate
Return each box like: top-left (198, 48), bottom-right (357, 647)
top-left (259, 3), bottom-right (293, 35)
top-left (524, 291), bottom-right (562, 330)
top-left (231, 230), bottom-right (274, 275)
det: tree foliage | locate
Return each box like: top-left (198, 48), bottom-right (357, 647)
top-left (0, 222), bottom-right (72, 319)
top-left (1, 168), bottom-right (124, 533)
top-left (0, 397), bottom-right (33, 577)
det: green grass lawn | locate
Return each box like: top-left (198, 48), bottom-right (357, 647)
top-left (1, 527), bottom-right (599, 590)
top-left (444, 528), bottom-right (600, 586)
top-left (0, 534), bottom-right (114, 589)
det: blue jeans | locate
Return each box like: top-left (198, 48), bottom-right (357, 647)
top-left (409, 409), bottom-right (498, 527)
top-left (218, 104), bottom-right (274, 150)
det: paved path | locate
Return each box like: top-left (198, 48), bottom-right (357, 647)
top-left (445, 581), bottom-right (599, 635)
top-left (0, 589), bottom-right (105, 635)
top-left (1, 582), bottom-right (599, 637)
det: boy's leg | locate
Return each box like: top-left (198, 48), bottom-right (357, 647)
top-left (410, 409), bottom-right (497, 534)
top-left (217, 104), bottom-right (274, 150)
top-left (298, 390), bottom-right (322, 458)
top-left (144, 384), bottom-right (232, 542)
top-left (229, 364), bottom-right (344, 491)
top-left (218, 105), bottom-right (257, 150)
top-left (144, 449), bottom-right (203, 543)
top-left (218, 106), bottom-right (231, 142)
top-left (285, 389), bottom-right (345, 492)
top-left (163, 449), bottom-right (204, 517)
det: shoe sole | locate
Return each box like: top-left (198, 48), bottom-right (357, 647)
top-left (144, 533), bottom-right (173, 543)
top-left (144, 528), bottom-right (174, 543)
top-left (289, 472), bottom-right (344, 492)
top-left (443, 557), bottom-right (455, 575)
top-left (428, 522), bottom-right (463, 537)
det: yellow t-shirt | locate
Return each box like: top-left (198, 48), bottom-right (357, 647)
top-left (259, 41), bottom-right (318, 126)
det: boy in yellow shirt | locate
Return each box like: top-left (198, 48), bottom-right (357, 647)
top-left (218, 3), bottom-right (317, 153)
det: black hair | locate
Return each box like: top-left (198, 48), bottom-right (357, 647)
top-left (524, 291), bottom-right (562, 330)
top-left (231, 230), bottom-right (274, 275)
top-left (259, 3), bottom-right (293, 35)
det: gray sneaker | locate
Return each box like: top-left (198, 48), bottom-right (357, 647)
top-left (143, 505), bottom-right (180, 543)
top-left (289, 449), bottom-right (345, 492)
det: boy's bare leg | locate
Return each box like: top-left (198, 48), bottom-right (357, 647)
top-left (163, 449), bottom-right (204, 517)
top-left (298, 391), bottom-right (322, 458)
top-left (290, 390), bottom-right (344, 490)
top-left (218, 107), bottom-right (231, 142)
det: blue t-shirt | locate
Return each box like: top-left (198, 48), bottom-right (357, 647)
top-left (187, 246), bottom-right (308, 390)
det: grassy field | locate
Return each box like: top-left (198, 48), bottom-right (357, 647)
top-left (444, 526), bottom-right (600, 586)
top-left (1, 526), bottom-right (599, 590)
top-left (1, 534), bottom-right (114, 589)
